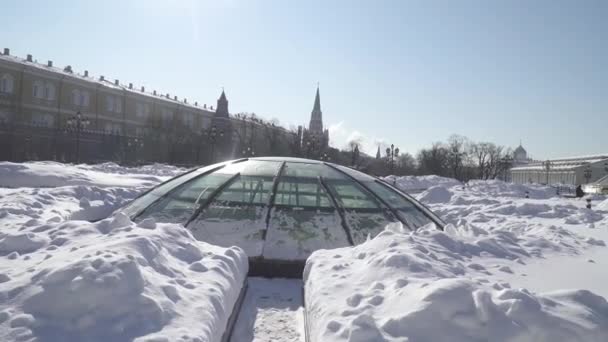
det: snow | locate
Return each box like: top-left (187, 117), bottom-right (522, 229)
top-left (3, 163), bottom-right (608, 341)
top-left (0, 161), bottom-right (184, 188)
top-left (0, 162), bottom-right (252, 341)
top-left (383, 175), bottom-right (462, 192)
top-left (0, 214), bottom-right (248, 341)
top-left (231, 278), bottom-right (304, 342)
top-left (304, 177), bottom-right (608, 342)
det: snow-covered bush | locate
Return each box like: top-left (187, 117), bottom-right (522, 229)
top-left (0, 215), bottom-right (248, 341)
top-left (304, 224), bottom-right (608, 342)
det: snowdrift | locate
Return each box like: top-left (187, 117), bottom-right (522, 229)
top-left (0, 161), bottom-right (184, 188)
top-left (304, 224), bottom-right (608, 342)
top-left (0, 185), bottom-right (143, 228)
top-left (0, 214), bottom-right (248, 342)
top-left (384, 175), bottom-right (461, 192)
top-left (464, 180), bottom-right (557, 200)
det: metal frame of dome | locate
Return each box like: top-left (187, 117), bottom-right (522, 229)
top-left (118, 157), bottom-right (445, 277)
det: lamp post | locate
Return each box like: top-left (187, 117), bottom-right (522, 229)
top-left (205, 125), bottom-right (224, 163)
top-left (66, 111), bottom-right (90, 163)
top-left (386, 144), bottom-right (400, 175)
top-left (584, 164), bottom-right (592, 184)
top-left (351, 145), bottom-right (360, 167)
top-left (127, 137), bottom-right (144, 164)
top-left (242, 145), bottom-right (255, 157)
top-left (500, 156), bottom-right (514, 182)
top-left (543, 160), bottom-right (551, 185)
top-left (305, 134), bottom-right (321, 159)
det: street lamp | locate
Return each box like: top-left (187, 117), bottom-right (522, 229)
top-left (500, 156), bottom-right (514, 182)
top-left (127, 137), bottom-right (144, 163)
top-left (66, 111), bottom-right (90, 163)
top-left (385, 144), bottom-right (400, 174)
top-left (205, 125), bottom-right (224, 163)
top-left (543, 160), bottom-right (551, 185)
top-left (351, 145), bottom-right (360, 167)
top-left (305, 134), bottom-right (321, 159)
top-left (584, 164), bottom-right (592, 184)
top-left (242, 146), bottom-right (255, 157)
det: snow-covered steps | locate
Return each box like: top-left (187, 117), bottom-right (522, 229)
top-left (230, 277), bottom-right (305, 342)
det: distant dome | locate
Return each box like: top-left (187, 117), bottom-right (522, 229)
top-left (514, 144), bottom-right (528, 162)
top-left (118, 157), bottom-right (444, 266)
top-left (514, 145), bottom-right (527, 155)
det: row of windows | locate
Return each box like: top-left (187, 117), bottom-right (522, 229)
top-left (0, 74), bottom-right (211, 128)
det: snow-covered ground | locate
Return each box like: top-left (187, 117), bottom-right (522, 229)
top-left (0, 162), bottom-right (251, 342)
top-left (305, 178), bottom-right (608, 342)
top-left (0, 161), bottom-right (185, 229)
top-left (383, 174), bottom-right (462, 193)
top-left (231, 278), bottom-right (304, 342)
top-left (1, 164), bottom-right (608, 342)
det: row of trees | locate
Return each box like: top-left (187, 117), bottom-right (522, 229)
top-left (347, 135), bottom-right (514, 182)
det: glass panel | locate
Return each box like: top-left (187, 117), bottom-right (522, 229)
top-left (120, 162), bottom-right (228, 218)
top-left (274, 180), bottom-right (333, 208)
top-left (323, 178), bottom-right (397, 244)
top-left (343, 210), bottom-right (394, 244)
top-left (218, 160), bottom-right (281, 176)
top-left (264, 208), bottom-right (350, 261)
top-left (333, 164), bottom-right (377, 181)
top-left (265, 163), bottom-right (350, 260)
top-left (365, 181), bottom-right (433, 229)
top-left (187, 171), bottom-right (280, 258)
top-left (134, 173), bottom-right (232, 224)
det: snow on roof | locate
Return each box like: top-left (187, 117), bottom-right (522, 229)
top-left (0, 52), bottom-right (215, 114)
top-left (511, 154), bottom-right (608, 171)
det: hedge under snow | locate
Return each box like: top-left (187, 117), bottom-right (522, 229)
top-left (304, 223), bottom-right (608, 342)
top-left (0, 213), bottom-right (248, 342)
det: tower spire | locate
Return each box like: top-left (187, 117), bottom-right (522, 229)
top-left (313, 85), bottom-right (321, 112)
top-left (309, 85), bottom-right (323, 133)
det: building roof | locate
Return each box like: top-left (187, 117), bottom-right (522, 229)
top-left (0, 51), bottom-right (213, 113)
top-left (514, 144), bottom-right (527, 155)
top-left (511, 154), bottom-right (608, 171)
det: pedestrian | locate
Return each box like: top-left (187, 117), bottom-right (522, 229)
top-left (576, 185), bottom-right (584, 198)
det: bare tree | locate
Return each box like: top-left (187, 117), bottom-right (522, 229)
top-left (417, 143), bottom-right (448, 176)
top-left (395, 152), bottom-right (416, 175)
top-left (445, 134), bottom-right (469, 181)
top-left (347, 138), bottom-right (363, 167)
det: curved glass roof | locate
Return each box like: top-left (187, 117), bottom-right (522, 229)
top-left (120, 157), bottom-right (444, 261)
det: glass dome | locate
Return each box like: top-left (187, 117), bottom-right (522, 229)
top-left (119, 157), bottom-right (444, 263)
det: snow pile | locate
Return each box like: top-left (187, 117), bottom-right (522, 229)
top-left (465, 180), bottom-right (557, 200)
top-left (84, 162), bottom-right (187, 178)
top-left (599, 199), bottom-right (608, 211)
top-left (0, 214), bottom-right (248, 341)
top-left (0, 185), bottom-right (141, 229)
top-left (416, 186), bottom-right (453, 204)
top-left (384, 175), bottom-right (461, 192)
top-left (0, 161), bottom-right (184, 188)
top-left (305, 224), bottom-right (608, 342)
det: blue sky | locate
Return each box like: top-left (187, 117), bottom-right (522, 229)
top-left (1, 0), bottom-right (606, 159)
